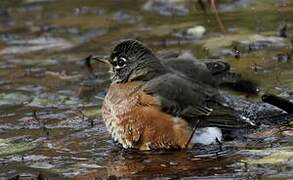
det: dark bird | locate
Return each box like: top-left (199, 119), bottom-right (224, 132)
top-left (88, 39), bottom-right (259, 150)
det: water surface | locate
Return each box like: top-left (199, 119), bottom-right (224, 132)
top-left (0, 0), bottom-right (292, 179)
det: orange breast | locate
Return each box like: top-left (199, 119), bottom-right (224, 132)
top-left (101, 81), bottom-right (191, 150)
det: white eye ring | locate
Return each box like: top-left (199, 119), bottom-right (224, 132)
top-left (115, 56), bottom-right (127, 69)
top-left (119, 57), bottom-right (127, 62)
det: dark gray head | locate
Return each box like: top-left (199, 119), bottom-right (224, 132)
top-left (105, 39), bottom-right (166, 83)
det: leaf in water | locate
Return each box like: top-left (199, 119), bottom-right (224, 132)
top-left (0, 139), bottom-right (38, 157)
top-left (28, 93), bottom-right (80, 108)
top-left (82, 108), bottom-right (101, 118)
top-left (242, 147), bottom-right (293, 165)
top-left (0, 92), bottom-right (31, 106)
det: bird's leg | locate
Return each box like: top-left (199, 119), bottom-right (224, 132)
top-left (184, 119), bottom-right (201, 149)
top-left (215, 137), bottom-right (222, 152)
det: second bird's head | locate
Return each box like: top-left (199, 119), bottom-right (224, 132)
top-left (91, 39), bottom-right (165, 83)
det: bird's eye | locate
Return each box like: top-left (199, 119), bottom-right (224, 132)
top-left (116, 57), bottom-right (127, 68)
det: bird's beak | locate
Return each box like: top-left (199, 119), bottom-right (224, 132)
top-left (90, 55), bottom-right (110, 65)
top-left (82, 55), bottom-right (110, 75)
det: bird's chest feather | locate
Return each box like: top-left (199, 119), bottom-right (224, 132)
top-left (101, 82), bottom-right (144, 148)
top-left (103, 82), bottom-right (143, 118)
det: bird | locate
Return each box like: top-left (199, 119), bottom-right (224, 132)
top-left (88, 39), bottom-right (257, 150)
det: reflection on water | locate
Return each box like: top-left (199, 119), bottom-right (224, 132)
top-left (0, 0), bottom-right (292, 179)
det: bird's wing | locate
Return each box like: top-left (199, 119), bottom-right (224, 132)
top-left (162, 58), bottom-right (218, 86)
top-left (163, 58), bottom-right (258, 93)
top-left (143, 73), bottom-right (254, 129)
top-left (143, 73), bottom-right (215, 116)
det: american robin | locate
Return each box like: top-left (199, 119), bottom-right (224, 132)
top-left (89, 39), bottom-right (255, 150)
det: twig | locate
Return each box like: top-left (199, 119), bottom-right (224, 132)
top-left (210, 0), bottom-right (226, 33)
top-left (73, 109), bottom-right (95, 128)
top-left (184, 119), bottom-right (201, 149)
top-left (33, 110), bottom-right (40, 122)
top-left (33, 110), bottom-right (49, 137)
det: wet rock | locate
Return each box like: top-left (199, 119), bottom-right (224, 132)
top-left (273, 52), bottom-right (292, 62)
top-left (143, 0), bottom-right (189, 16)
top-left (0, 92), bottom-right (31, 106)
top-left (112, 11), bottom-right (141, 24)
top-left (176, 25), bottom-right (206, 40)
top-left (218, 0), bottom-right (253, 12)
top-left (0, 37), bottom-right (74, 55)
top-left (73, 6), bottom-right (105, 16)
top-left (240, 35), bottom-right (287, 51)
top-left (186, 26), bottom-right (206, 39)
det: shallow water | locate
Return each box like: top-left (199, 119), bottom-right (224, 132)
top-left (0, 0), bottom-right (292, 179)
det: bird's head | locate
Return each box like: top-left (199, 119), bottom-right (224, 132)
top-left (91, 39), bottom-right (165, 83)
